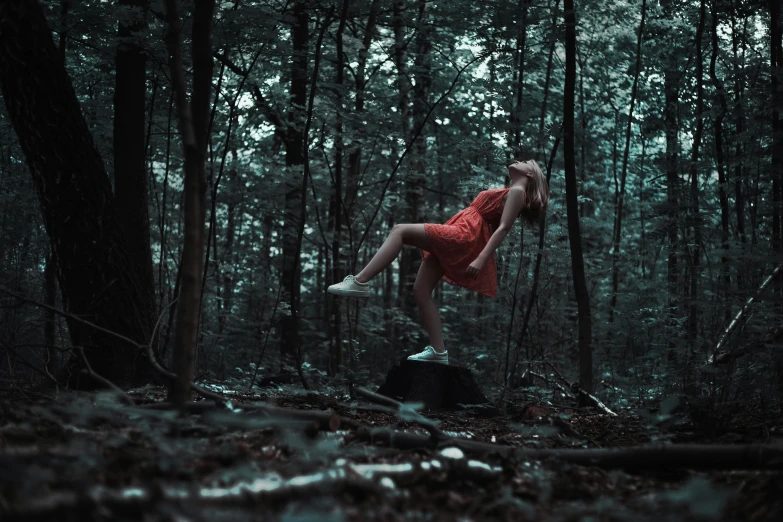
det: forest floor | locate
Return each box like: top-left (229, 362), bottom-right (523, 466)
top-left (0, 375), bottom-right (781, 522)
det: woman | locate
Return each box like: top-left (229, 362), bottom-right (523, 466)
top-left (328, 159), bottom-right (549, 365)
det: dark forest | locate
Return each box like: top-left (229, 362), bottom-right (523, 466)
top-left (1, 0), bottom-right (782, 520)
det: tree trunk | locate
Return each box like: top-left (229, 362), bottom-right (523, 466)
top-left (0, 0), bottom-right (156, 386)
top-left (709, 0), bottom-right (730, 317)
top-left (662, 0), bottom-right (681, 363)
top-left (687, 0), bottom-right (706, 354)
top-left (114, 0), bottom-right (157, 334)
top-left (564, 0), bottom-right (593, 393)
top-left (609, 0), bottom-right (645, 322)
top-left (164, 0), bottom-right (216, 405)
top-left (345, 0), bottom-right (381, 214)
top-left (218, 113), bottom-right (240, 338)
top-left (392, 0), bottom-right (410, 311)
top-left (731, 6), bottom-right (747, 249)
top-left (400, 0), bottom-right (432, 320)
top-left (328, 0), bottom-right (349, 376)
top-left (279, 0), bottom-right (309, 364)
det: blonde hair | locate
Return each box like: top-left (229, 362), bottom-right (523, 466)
top-left (521, 159), bottom-right (549, 228)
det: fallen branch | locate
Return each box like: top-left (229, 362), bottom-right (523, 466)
top-left (75, 347), bottom-right (135, 406)
top-left (708, 261), bottom-right (783, 365)
top-left (357, 428), bottom-right (783, 470)
top-left (353, 386), bottom-right (446, 440)
top-left (574, 388), bottom-right (617, 417)
top-left (526, 370), bottom-right (572, 397)
top-left (525, 365), bottom-right (617, 417)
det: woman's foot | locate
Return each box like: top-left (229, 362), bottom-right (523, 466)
top-left (327, 275), bottom-right (371, 297)
top-left (407, 345), bottom-right (448, 365)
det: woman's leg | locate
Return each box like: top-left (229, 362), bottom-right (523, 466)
top-left (412, 256), bottom-right (446, 353)
top-left (355, 224), bottom-right (432, 283)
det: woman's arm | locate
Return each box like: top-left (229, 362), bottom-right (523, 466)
top-left (466, 187), bottom-right (526, 278)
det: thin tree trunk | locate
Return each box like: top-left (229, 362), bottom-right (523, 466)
top-left (399, 0), bottom-right (431, 319)
top-left (279, 0), bottom-right (309, 364)
top-left (687, 0), bottom-right (707, 354)
top-left (392, 0), bottom-right (411, 305)
top-left (159, 93), bottom-right (174, 312)
top-left (218, 113), bottom-right (240, 338)
top-left (577, 50), bottom-right (589, 218)
top-left (662, 0), bottom-right (681, 363)
top-left (639, 137), bottom-right (647, 278)
top-left (345, 0), bottom-right (381, 212)
top-left (730, 5), bottom-right (747, 304)
top-left (296, 7), bottom-right (334, 388)
top-left (328, 0), bottom-right (349, 376)
top-left (392, 0), bottom-right (411, 143)
top-left (536, 0), bottom-right (559, 159)
top-left (609, 0), bottom-right (645, 322)
top-left (709, 0), bottom-right (730, 317)
top-left (0, 0), bottom-right (156, 386)
top-left (564, 0), bottom-right (593, 393)
top-left (165, 0), bottom-right (216, 406)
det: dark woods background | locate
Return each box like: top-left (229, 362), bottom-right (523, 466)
top-left (0, 0), bottom-right (782, 414)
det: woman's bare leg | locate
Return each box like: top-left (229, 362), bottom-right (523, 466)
top-left (413, 256), bottom-right (446, 353)
top-left (354, 224), bottom-right (432, 283)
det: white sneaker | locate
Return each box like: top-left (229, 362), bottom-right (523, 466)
top-left (407, 346), bottom-right (448, 365)
top-left (327, 275), bottom-right (371, 298)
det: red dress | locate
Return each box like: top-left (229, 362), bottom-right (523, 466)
top-left (422, 187), bottom-right (520, 298)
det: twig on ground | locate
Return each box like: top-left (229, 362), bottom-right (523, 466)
top-left (537, 362), bottom-right (618, 417)
top-left (353, 386), bottom-right (446, 440)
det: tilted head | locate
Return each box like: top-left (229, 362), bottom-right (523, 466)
top-left (507, 159), bottom-right (549, 227)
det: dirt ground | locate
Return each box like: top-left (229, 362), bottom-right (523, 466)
top-left (0, 380), bottom-right (781, 522)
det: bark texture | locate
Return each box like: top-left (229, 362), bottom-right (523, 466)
top-left (0, 0), bottom-right (155, 386)
top-left (113, 0), bottom-right (156, 326)
top-left (164, 0), bottom-right (216, 405)
top-left (564, 0), bottom-right (593, 393)
top-left (279, 0), bottom-right (309, 363)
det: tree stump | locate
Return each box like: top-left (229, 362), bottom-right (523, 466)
top-left (377, 359), bottom-right (498, 414)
